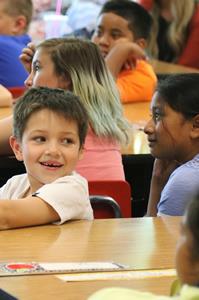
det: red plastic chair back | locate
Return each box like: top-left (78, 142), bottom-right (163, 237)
top-left (88, 180), bottom-right (131, 218)
top-left (8, 87), bottom-right (26, 100)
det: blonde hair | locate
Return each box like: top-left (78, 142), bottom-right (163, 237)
top-left (37, 38), bottom-right (130, 145)
top-left (148, 0), bottom-right (195, 61)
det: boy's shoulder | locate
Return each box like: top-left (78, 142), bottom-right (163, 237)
top-left (3, 173), bottom-right (28, 186)
top-left (0, 173), bottom-right (29, 200)
top-left (0, 172), bottom-right (88, 200)
top-left (0, 34), bottom-right (31, 47)
top-left (47, 172), bottom-right (88, 186)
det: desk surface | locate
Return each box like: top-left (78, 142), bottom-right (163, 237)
top-left (150, 59), bottom-right (199, 74)
top-left (123, 102), bottom-right (150, 123)
top-left (122, 102), bottom-right (150, 154)
top-left (0, 217), bottom-right (180, 299)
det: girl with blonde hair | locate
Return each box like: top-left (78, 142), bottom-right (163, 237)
top-left (0, 38), bottom-right (130, 181)
top-left (139, 0), bottom-right (199, 68)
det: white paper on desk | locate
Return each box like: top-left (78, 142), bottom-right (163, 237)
top-left (0, 262), bottom-right (127, 276)
top-left (57, 269), bottom-right (176, 282)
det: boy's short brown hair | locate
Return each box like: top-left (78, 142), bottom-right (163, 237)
top-left (13, 86), bottom-right (89, 149)
top-left (100, 0), bottom-right (152, 40)
top-left (2, 0), bottom-right (33, 30)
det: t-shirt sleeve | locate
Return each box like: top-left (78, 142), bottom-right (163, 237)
top-left (157, 166), bottom-right (199, 216)
top-left (116, 60), bottom-right (157, 103)
top-left (0, 174), bottom-right (28, 200)
top-left (34, 174), bottom-right (93, 224)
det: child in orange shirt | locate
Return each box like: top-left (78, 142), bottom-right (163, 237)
top-left (92, 0), bottom-right (157, 103)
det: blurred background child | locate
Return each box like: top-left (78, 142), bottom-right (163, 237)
top-left (92, 0), bottom-right (157, 103)
top-left (138, 0), bottom-right (199, 68)
top-left (0, 0), bottom-right (33, 88)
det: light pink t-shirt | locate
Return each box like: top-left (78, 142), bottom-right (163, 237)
top-left (76, 128), bottom-right (125, 181)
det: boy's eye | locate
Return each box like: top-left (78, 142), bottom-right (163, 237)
top-left (62, 138), bottom-right (73, 145)
top-left (33, 136), bottom-right (46, 143)
top-left (111, 32), bottom-right (122, 39)
top-left (95, 28), bottom-right (102, 37)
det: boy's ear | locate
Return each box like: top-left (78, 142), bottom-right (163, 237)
top-left (9, 136), bottom-right (23, 161)
top-left (191, 114), bottom-right (199, 139)
top-left (12, 15), bottom-right (27, 34)
top-left (135, 38), bottom-right (147, 49)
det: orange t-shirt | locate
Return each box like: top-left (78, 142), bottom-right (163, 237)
top-left (116, 60), bottom-right (157, 103)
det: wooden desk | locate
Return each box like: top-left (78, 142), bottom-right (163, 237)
top-left (0, 217), bottom-right (180, 299)
top-left (150, 59), bottom-right (199, 75)
top-left (0, 107), bottom-right (12, 119)
top-left (123, 102), bottom-right (150, 123)
top-left (122, 102), bottom-right (150, 154)
top-left (122, 128), bottom-right (149, 154)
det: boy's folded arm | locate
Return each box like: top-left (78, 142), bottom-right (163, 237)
top-left (105, 42), bottom-right (145, 78)
top-left (0, 196), bottom-right (60, 230)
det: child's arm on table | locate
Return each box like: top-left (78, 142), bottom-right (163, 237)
top-left (0, 196), bottom-right (59, 230)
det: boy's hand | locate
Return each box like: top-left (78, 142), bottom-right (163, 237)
top-left (123, 42), bottom-right (146, 70)
top-left (105, 38), bottom-right (146, 77)
top-left (19, 42), bottom-right (36, 73)
top-left (114, 38), bottom-right (146, 70)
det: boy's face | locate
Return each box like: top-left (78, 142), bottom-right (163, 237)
top-left (25, 48), bottom-right (70, 90)
top-left (92, 12), bottom-right (134, 57)
top-left (10, 109), bottom-right (83, 193)
top-left (0, 1), bottom-right (16, 35)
